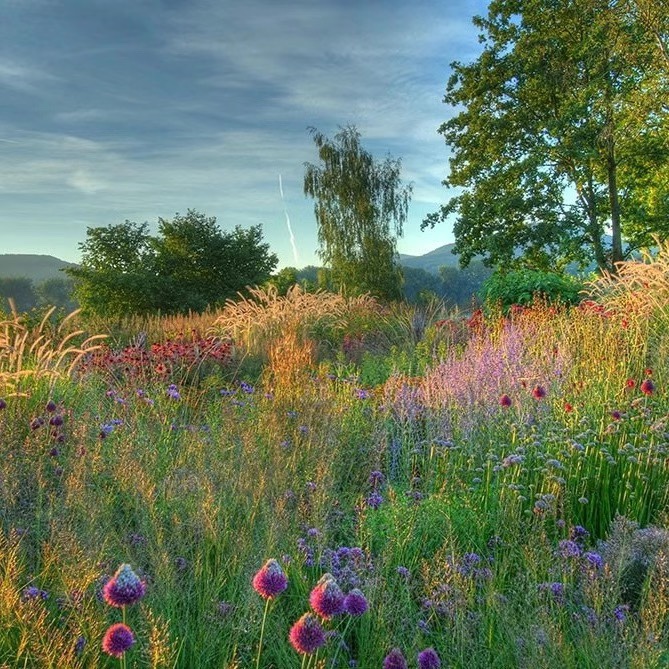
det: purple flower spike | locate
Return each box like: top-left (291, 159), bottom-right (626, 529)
top-left (309, 573), bottom-right (345, 619)
top-left (418, 647), bottom-right (442, 669)
top-left (102, 564), bottom-right (146, 607)
top-left (289, 613), bottom-right (326, 654)
top-left (383, 648), bottom-right (408, 669)
top-left (343, 588), bottom-right (368, 616)
top-left (252, 558), bottom-right (288, 599)
top-left (102, 623), bottom-right (135, 658)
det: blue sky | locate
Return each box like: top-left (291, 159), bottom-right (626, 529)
top-left (1, 0), bottom-right (489, 268)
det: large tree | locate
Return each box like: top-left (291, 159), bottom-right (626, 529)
top-left (67, 211), bottom-right (277, 317)
top-left (304, 125), bottom-right (412, 300)
top-left (424, 0), bottom-right (669, 273)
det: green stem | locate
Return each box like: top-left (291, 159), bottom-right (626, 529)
top-left (329, 617), bottom-right (353, 668)
top-left (121, 607), bottom-right (127, 669)
top-left (255, 598), bottom-right (271, 669)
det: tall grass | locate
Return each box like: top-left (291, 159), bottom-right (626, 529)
top-left (0, 260), bottom-right (669, 667)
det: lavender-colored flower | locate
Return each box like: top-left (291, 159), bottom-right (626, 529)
top-left (583, 552), bottom-right (604, 570)
top-left (343, 588), bottom-right (368, 616)
top-left (383, 648), bottom-right (408, 669)
top-left (417, 647), bottom-right (442, 669)
top-left (240, 381), bottom-right (254, 394)
top-left (102, 564), bottom-right (146, 607)
top-left (570, 525), bottom-right (590, 542)
top-left (167, 384), bottom-right (181, 399)
top-left (74, 635), bottom-right (86, 655)
top-left (396, 565), bottom-right (411, 579)
top-left (613, 604), bottom-right (629, 623)
top-left (355, 388), bottom-right (370, 399)
top-left (252, 559), bottom-right (288, 599)
top-left (102, 623), bottom-right (135, 658)
top-left (366, 491), bottom-right (383, 510)
top-left (309, 573), bottom-right (345, 619)
top-left (22, 585), bottom-right (48, 601)
top-left (538, 582), bottom-right (565, 604)
top-left (368, 470), bottom-right (385, 487)
top-left (558, 539), bottom-right (581, 558)
top-left (288, 613), bottom-right (327, 654)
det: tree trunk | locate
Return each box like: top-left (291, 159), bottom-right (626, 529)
top-left (606, 134), bottom-right (624, 268)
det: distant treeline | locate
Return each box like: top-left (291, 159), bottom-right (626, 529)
top-left (0, 276), bottom-right (77, 314)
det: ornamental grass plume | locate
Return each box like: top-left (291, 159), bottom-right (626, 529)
top-left (309, 573), bottom-right (345, 619)
top-left (417, 648), bottom-right (442, 669)
top-left (383, 647), bottom-right (408, 669)
top-left (102, 623), bottom-right (135, 658)
top-left (103, 564), bottom-right (146, 608)
top-left (288, 612), bottom-right (327, 655)
top-left (252, 558), bottom-right (288, 599)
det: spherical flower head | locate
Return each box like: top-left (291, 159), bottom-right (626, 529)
top-left (383, 648), bottom-right (408, 669)
top-left (499, 394), bottom-right (512, 407)
top-left (252, 558), bottom-right (288, 599)
top-left (558, 539), bottom-right (581, 559)
top-left (288, 612), bottom-right (326, 655)
top-left (102, 623), bottom-right (135, 658)
top-left (0, 398), bottom-right (6, 410)
top-left (103, 564), bottom-right (146, 607)
top-left (343, 588), bottom-right (368, 616)
top-left (532, 385), bottom-right (546, 400)
top-left (640, 379), bottom-right (655, 395)
top-left (309, 573), bottom-right (345, 619)
top-left (417, 647), bottom-right (442, 669)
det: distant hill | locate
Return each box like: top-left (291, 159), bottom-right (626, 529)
top-left (0, 255), bottom-right (77, 283)
top-left (399, 243), bottom-right (460, 274)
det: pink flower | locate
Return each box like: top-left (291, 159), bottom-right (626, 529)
top-left (252, 559), bottom-right (288, 599)
top-left (309, 574), bottom-right (345, 619)
top-left (499, 394), bottom-right (512, 407)
top-left (102, 623), bottom-right (135, 658)
top-left (640, 379), bottom-right (655, 396)
top-left (288, 613), bottom-right (326, 654)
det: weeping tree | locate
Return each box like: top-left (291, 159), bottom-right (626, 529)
top-left (304, 125), bottom-right (412, 301)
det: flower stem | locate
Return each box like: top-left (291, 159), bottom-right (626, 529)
top-left (255, 598), bottom-right (271, 669)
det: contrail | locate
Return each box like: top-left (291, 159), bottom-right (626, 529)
top-left (279, 174), bottom-right (299, 265)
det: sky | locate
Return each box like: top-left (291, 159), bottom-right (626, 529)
top-left (0, 0), bottom-right (490, 268)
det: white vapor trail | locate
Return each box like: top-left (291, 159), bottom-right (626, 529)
top-left (279, 174), bottom-right (299, 265)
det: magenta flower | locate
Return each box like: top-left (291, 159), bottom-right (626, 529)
top-left (309, 573), bottom-right (345, 619)
top-left (418, 647), bottom-right (442, 669)
top-left (499, 394), bottom-right (512, 407)
top-left (640, 379), bottom-right (655, 395)
top-left (102, 623), bottom-right (135, 658)
top-left (384, 648), bottom-right (408, 669)
top-left (252, 559), bottom-right (288, 599)
top-left (343, 588), bottom-right (368, 616)
top-left (102, 564), bottom-right (146, 608)
top-left (532, 385), bottom-right (546, 400)
top-left (288, 613), bottom-right (327, 655)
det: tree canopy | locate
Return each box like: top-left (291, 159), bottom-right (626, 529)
top-left (424, 0), bottom-right (669, 273)
top-left (304, 125), bottom-right (412, 301)
top-left (66, 210), bottom-right (277, 317)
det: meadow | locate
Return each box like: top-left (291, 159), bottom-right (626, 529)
top-left (1, 252), bottom-right (669, 668)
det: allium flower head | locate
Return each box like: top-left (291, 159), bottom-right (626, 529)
top-left (343, 588), bottom-right (368, 616)
top-left (558, 539), bottom-right (581, 559)
top-left (288, 613), bottom-right (326, 654)
top-left (640, 379), bottom-right (655, 395)
top-left (309, 573), bottom-right (345, 619)
top-left (417, 647), bottom-right (442, 669)
top-left (532, 385), bottom-right (547, 400)
top-left (383, 648), bottom-right (408, 669)
top-left (0, 398), bottom-right (6, 410)
top-left (102, 564), bottom-right (146, 607)
top-left (252, 558), bottom-right (288, 599)
top-left (499, 394), bottom-right (512, 407)
top-left (102, 623), bottom-right (135, 658)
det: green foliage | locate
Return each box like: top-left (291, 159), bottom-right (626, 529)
top-left (0, 277), bottom-right (37, 313)
top-left (480, 269), bottom-right (583, 311)
top-left (66, 211), bottom-right (277, 317)
top-left (424, 0), bottom-right (669, 273)
top-left (304, 125), bottom-right (412, 301)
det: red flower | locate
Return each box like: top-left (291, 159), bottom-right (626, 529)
top-left (532, 385), bottom-right (547, 400)
top-left (640, 379), bottom-right (655, 396)
top-left (499, 394), bottom-right (512, 408)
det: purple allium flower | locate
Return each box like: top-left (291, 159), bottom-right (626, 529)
top-left (417, 647), bottom-right (441, 669)
top-left (174, 557), bottom-right (188, 572)
top-left (640, 379), bottom-right (655, 395)
top-left (102, 564), bottom-right (146, 607)
top-left (0, 398), bottom-right (6, 410)
top-left (102, 623), bottom-right (135, 658)
top-left (309, 574), bottom-right (345, 619)
top-left (355, 388), bottom-right (370, 399)
top-left (45, 400), bottom-right (57, 413)
top-left (252, 559), bottom-right (288, 599)
top-left (383, 648), bottom-right (408, 669)
top-left (49, 414), bottom-right (63, 426)
top-left (538, 582), bottom-right (565, 603)
top-left (558, 539), bottom-right (581, 558)
top-left (532, 385), bottom-right (547, 400)
top-left (499, 394), bottom-right (512, 407)
top-left (288, 613), bottom-right (327, 655)
top-left (366, 491), bottom-right (383, 510)
top-left (343, 588), bottom-right (368, 616)
top-left (368, 470), bottom-right (385, 487)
